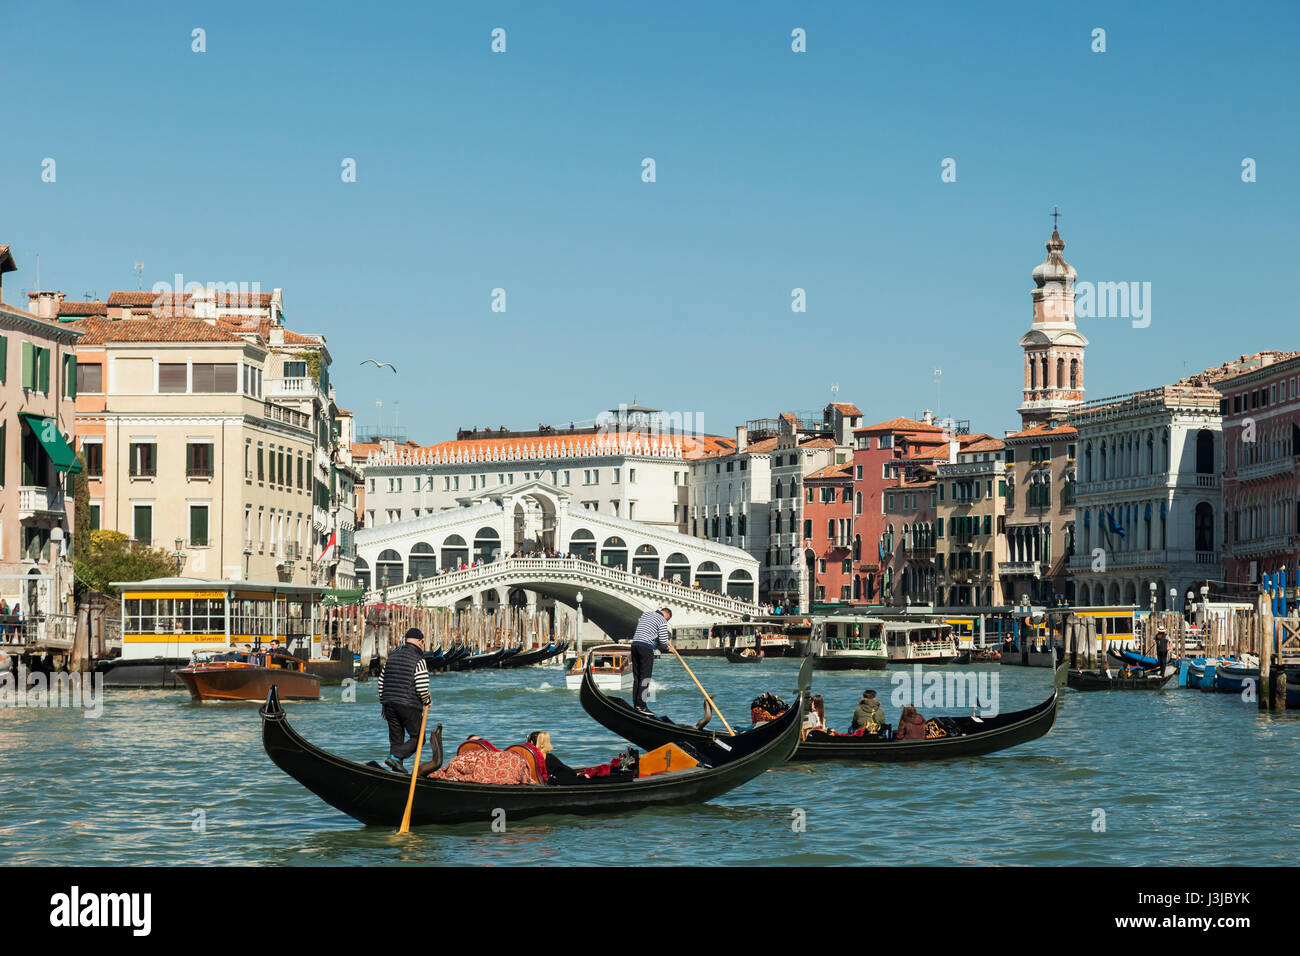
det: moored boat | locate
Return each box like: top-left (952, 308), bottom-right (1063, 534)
top-left (1213, 662), bottom-right (1260, 694)
top-left (724, 648), bottom-right (764, 663)
top-left (1066, 665), bottom-right (1176, 691)
top-left (259, 681), bottom-right (804, 827)
top-left (579, 657), bottom-right (1066, 762)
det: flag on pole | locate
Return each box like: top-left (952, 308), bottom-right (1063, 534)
top-left (317, 529), bottom-right (337, 565)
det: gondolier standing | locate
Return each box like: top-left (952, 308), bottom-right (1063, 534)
top-left (378, 628), bottom-right (431, 773)
top-left (630, 607), bottom-right (673, 713)
top-left (1153, 627), bottom-right (1169, 676)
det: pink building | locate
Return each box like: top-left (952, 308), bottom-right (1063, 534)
top-left (0, 246), bottom-right (83, 661)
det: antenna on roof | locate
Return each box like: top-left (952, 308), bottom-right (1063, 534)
top-left (133, 262), bottom-right (144, 291)
top-left (933, 368), bottom-right (942, 420)
top-left (830, 382), bottom-right (839, 402)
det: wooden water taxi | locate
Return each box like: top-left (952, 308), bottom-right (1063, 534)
top-left (175, 649), bottom-right (321, 701)
top-left (565, 644), bottom-right (633, 690)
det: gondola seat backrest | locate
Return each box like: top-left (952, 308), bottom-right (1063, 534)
top-left (637, 742), bottom-right (699, 778)
top-left (456, 738), bottom-right (500, 757)
top-left (504, 744), bottom-right (546, 783)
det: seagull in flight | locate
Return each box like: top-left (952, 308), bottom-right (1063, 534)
top-left (360, 359), bottom-right (397, 372)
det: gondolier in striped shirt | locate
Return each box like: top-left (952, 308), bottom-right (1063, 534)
top-left (630, 607), bottom-right (673, 713)
top-left (378, 628), bottom-right (431, 773)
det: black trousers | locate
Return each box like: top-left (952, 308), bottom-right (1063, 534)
top-left (631, 644), bottom-right (655, 710)
top-left (1155, 644), bottom-right (1168, 674)
top-left (382, 702), bottom-right (424, 759)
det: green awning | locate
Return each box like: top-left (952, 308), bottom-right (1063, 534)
top-left (18, 413), bottom-right (82, 474)
top-left (321, 588), bottom-right (364, 606)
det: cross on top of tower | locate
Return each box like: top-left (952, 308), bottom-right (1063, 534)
top-left (1051, 205), bottom-right (1061, 230)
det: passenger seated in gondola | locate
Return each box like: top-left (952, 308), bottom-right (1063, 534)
top-left (801, 695), bottom-right (826, 738)
top-left (894, 704), bottom-right (927, 740)
top-left (850, 690), bottom-right (884, 734)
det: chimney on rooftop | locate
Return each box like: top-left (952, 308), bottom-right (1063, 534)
top-left (27, 290), bottom-right (66, 318)
top-left (735, 424), bottom-right (748, 454)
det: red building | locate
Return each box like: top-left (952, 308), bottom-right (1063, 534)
top-left (804, 463), bottom-right (854, 606)
top-left (850, 416), bottom-right (949, 603)
top-left (1214, 351), bottom-right (1300, 594)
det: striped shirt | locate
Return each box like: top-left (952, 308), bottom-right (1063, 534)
top-left (377, 643), bottom-right (430, 707)
top-left (631, 610), bottom-right (671, 651)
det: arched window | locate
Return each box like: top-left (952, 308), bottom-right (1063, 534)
top-left (354, 556), bottom-right (370, 592)
top-left (440, 534), bottom-right (468, 569)
top-left (1040, 356), bottom-right (1048, 388)
top-left (569, 528), bottom-right (596, 561)
top-left (1030, 359), bottom-right (1037, 389)
top-left (726, 569), bottom-right (754, 601)
top-left (633, 543), bottom-right (659, 578)
top-left (473, 526), bottom-right (500, 563)
top-left (1056, 357), bottom-right (1065, 389)
top-left (1069, 358), bottom-right (1079, 389)
top-left (408, 542), bottom-right (437, 579)
top-left (664, 552), bottom-right (690, 584)
top-left (601, 536), bottom-right (628, 569)
top-left (855, 491), bottom-right (862, 515)
top-left (376, 549), bottom-right (404, 589)
top-left (695, 561), bottom-right (722, 593)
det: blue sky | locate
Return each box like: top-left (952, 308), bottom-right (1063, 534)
top-left (4, 0), bottom-right (1296, 441)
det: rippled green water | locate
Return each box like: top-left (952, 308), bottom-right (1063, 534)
top-left (1, 659), bottom-right (1297, 865)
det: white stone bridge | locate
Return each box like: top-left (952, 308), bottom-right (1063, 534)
top-left (356, 479), bottom-right (762, 634)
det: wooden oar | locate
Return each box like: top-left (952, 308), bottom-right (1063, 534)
top-left (668, 645), bottom-right (736, 736)
top-left (397, 703), bottom-right (431, 834)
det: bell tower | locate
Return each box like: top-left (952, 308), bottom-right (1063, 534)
top-left (1018, 212), bottom-right (1088, 428)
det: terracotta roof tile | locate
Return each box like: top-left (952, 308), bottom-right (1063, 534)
top-left (69, 316), bottom-right (252, 345)
top-left (1005, 422), bottom-right (1078, 439)
top-left (59, 300), bottom-right (108, 316)
top-left (806, 463), bottom-right (854, 481)
top-left (855, 416), bottom-right (944, 434)
top-left (830, 402), bottom-right (863, 416)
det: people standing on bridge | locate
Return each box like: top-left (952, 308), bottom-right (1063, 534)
top-left (630, 607), bottom-right (673, 713)
top-left (378, 628), bottom-right (431, 773)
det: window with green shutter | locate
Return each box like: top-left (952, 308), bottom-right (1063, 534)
top-left (0, 421), bottom-right (5, 487)
top-left (63, 354), bottom-right (77, 398)
top-left (38, 347), bottom-right (50, 393)
top-left (189, 505), bottom-right (209, 547)
top-left (21, 342), bottom-right (34, 389)
top-left (0, 335), bottom-right (6, 383)
top-left (133, 504), bottom-right (153, 545)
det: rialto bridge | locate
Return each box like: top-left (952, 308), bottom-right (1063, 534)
top-left (354, 480), bottom-right (763, 633)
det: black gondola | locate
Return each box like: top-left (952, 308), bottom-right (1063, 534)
top-left (724, 650), bottom-right (764, 664)
top-left (499, 641), bottom-right (567, 669)
top-left (579, 658), bottom-right (1066, 762)
top-left (1067, 666), bottom-right (1176, 691)
top-left (258, 682), bottom-right (803, 827)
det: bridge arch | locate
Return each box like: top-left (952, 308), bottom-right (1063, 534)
top-left (664, 552), bottom-right (690, 584)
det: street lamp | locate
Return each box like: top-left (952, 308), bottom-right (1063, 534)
top-left (575, 591), bottom-right (584, 656)
top-left (172, 537), bottom-right (187, 576)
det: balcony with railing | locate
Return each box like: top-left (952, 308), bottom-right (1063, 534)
top-left (266, 376), bottom-right (326, 402)
top-left (1068, 548), bottom-right (1221, 571)
top-left (1001, 560), bottom-right (1041, 576)
top-left (18, 485), bottom-right (66, 520)
top-left (1233, 456), bottom-right (1297, 483)
top-left (1228, 534), bottom-right (1298, 558)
